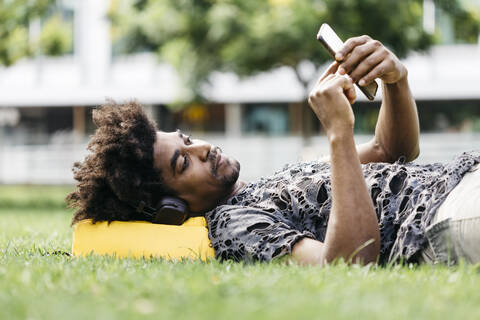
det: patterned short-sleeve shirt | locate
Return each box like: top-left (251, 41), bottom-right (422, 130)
top-left (205, 151), bottom-right (480, 264)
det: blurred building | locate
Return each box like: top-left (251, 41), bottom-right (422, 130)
top-left (0, 0), bottom-right (479, 183)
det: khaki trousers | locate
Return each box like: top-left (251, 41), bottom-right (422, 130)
top-left (420, 164), bottom-right (480, 264)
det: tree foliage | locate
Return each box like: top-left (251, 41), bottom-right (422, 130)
top-left (109, 0), bottom-right (477, 99)
top-left (0, 0), bottom-right (73, 66)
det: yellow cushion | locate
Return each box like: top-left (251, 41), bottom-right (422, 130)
top-left (72, 217), bottom-right (214, 261)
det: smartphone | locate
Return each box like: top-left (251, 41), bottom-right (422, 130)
top-left (317, 23), bottom-right (378, 101)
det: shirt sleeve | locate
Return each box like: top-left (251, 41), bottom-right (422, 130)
top-left (206, 205), bottom-right (316, 262)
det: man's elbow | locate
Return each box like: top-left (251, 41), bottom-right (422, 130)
top-left (291, 238), bottom-right (379, 267)
top-left (347, 243), bottom-right (380, 265)
top-left (386, 140), bottom-right (420, 163)
top-left (400, 125), bottom-right (421, 162)
top-left (291, 238), bottom-right (325, 266)
top-left (402, 142), bottom-right (420, 163)
top-left (323, 241), bottom-right (379, 266)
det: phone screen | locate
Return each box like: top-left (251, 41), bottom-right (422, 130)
top-left (318, 24), bottom-right (344, 54)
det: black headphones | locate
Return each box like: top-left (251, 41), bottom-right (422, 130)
top-left (133, 196), bottom-right (190, 225)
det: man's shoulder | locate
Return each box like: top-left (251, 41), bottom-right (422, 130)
top-left (207, 160), bottom-right (331, 215)
top-left (204, 202), bottom-right (271, 224)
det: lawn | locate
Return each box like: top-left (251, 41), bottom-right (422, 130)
top-left (1, 186), bottom-right (480, 320)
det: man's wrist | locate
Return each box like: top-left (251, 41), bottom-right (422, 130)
top-left (327, 128), bottom-right (355, 146)
top-left (382, 70), bottom-right (409, 97)
top-left (387, 66), bottom-right (408, 87)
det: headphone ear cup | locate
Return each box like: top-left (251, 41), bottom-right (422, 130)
top-left (153, 197), bottom-right (189, 225)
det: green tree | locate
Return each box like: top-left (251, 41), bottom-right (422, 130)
top-left (0, 0), bottom-right (73, 66)
top-left (436, 0), bottom-right (480, 43)
top-left (110, 0), bottom-right (478, 99)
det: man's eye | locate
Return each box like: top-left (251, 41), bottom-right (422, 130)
top-left (181, 156), bottom-right (189, 172)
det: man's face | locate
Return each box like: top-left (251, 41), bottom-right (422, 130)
top-left (153, 130), bottom-right (240, 212)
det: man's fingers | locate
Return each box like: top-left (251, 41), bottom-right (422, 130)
top-left (348, 49), bottom-right (385, 83)
top-left (328, 75), bottom-right (356, 105)
top-left (335, 35), bottom-right (371, 61)
top-left (310, 74), bottom-right (353, 102)
top-left (333, 75), bottom-right (356, 104)
top-left (332, 74), bottom-right (354, 91)
top-left (321, 73), bottom-right (336, 85)
top-left (310, 73), bottom-right (335, 103)
top-left (345, 87), bottom-right (357, 105)
top-left (358, 60), bottom-right (391, 86)
top-left (313, 74), bottom-right (336, 95)
top-left (317, 61), bottom-right (340, 85)
top-left (337, 42), bottom-right (377, 76)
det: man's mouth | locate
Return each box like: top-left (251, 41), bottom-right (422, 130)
top-left (209, 146), bottom-right (222, 172)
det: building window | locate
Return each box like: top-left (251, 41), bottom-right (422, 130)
top-left (243, 103), bottom-right (289, 135)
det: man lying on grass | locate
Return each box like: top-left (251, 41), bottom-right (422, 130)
top-left (67, 35), bottom-right (480, 266)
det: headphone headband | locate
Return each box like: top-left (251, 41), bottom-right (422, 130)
top-left (133, 197), bottom-right (189, 225)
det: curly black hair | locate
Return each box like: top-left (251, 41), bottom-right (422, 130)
top-left (66, 100), bottom-right (173, 225)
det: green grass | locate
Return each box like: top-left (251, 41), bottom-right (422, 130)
top-left (0, 185), bottom-right (73, 209)
top-left (1, 186), bottom-right (480, 320)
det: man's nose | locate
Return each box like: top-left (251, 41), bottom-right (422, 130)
top-left (187, 140), bottom-right (210, 161)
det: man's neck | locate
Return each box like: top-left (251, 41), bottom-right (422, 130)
top-left (224, 180), bottom-right (247, 201)
top-left (201, 180), bottom-right (246, 215)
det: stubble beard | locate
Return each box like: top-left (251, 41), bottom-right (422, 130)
top-left (211, 158), bottom-right (240, 188)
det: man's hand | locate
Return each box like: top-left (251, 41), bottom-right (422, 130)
top-left (335, 35), bottom-right (407, 86)
top-left (308, 63), bottom-right (356, 140)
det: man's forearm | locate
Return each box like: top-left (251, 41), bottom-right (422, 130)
top-left (375, 73), bottom-right (420, 162)
top-left (304, 68), bottom-right (380, 266)
top-left (322, 134), bottom-right (380, 264)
